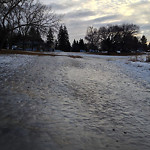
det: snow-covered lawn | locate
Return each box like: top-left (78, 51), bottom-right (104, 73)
top-left (112, 55), bottom-right (150, 87)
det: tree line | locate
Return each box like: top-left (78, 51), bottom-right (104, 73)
top-left (1, 22), bottom-right (150, 53)
top-left (0, 0), bottom-right (150, 53)
top-left (0, 21), bottom-right (87, 52)
top-left (47, 26), bottom-right (87, 52)
top-left (85, 24), bottom-right (150, 53)
top-left (47, 23), bottom-right (150, 53)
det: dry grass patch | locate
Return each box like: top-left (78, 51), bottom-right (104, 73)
top-left (0, 50), bottom-right (83, 59)
top-left (0, 49), bottom-right (58, 56)
top-left (106, 58), bottom-right (113, 61)
top-left (68, 55), bottom-right (83, 58)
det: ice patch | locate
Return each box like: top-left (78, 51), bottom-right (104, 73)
top-left (0, 54), bottom-right (35, 80)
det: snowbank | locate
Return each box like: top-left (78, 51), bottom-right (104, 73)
top-left (113, 57), bottom-right (150, 88)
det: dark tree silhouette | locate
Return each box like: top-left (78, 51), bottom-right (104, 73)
top-left (140, 35), bottom-right (147, 51)
top-left (0, 0), bottom-right (60, 50)
top-left (148, 43), bottom-right (150, 50)
top-left (46, 28), bottom-right (54, 51)
top-left (54, 39), bottom-right (58, 50)
top-left (141, 35), bottom-right (147, 44)
top-left (72, 40), bottom-right (80, 52)
top-left (57, 25), bottom-right (71, 52)
top-left (85, 24), bottom-right (140, 53)
top-left (0, 25), bottom-right (7, 48)
top-left (85, 26), bottom-right (99, 50)
top-left (28, 27), bottom-right (43, 51)
top-left (79, 39), bottom-right (85, 51)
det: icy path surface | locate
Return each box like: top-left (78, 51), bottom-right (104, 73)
top-left (0, 53), bottom-right (150, 150)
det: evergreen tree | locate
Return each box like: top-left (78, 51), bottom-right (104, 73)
top-left (47, 28), bottom-right (54, 50)
top-left (57, 25), bottom-right (64, 50)
top-left (0, 25), bottom-right (7, 48)
top-left (141, 35), bottom-right (147, 51)
top-left (141, 35), bottom-right (147, 45)
top-left (8, 31), bottom-right (23, 49)
top-left (28, 27), bottom-right (43, 51)
top-left (36, 29), bottom-right (42, 42)
top-left (79, 39), bottom-right (85, 50)
top-left (72, 39), bottom-right (76, 52)
top-left (57, 25), bottom-right (71, 52)
top-left (72, 39), bottom-right (78, 52)
top-left (148, 43), bottom-right (150, 50)
top-left (132, 36), bottom-right (139, 51)
top-left (54, 39), bottom-right (58, 50)
top-left (28, 27), bottom-right (37, 50)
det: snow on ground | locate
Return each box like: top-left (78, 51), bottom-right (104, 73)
top-left (54, 52), bottom-right (150, 86)
top-left (0, 54), bottom-right (35, 70)
top-left (112, 55), bottom-right (150, 88)
top-left (0, 53), bottom-right (150, 85)
top-left (0, 54), bottom-right (36, 83)
top-left (53, 52), bottom-right (130, 59)
top-left (0, 52), bottom-right (150, 150)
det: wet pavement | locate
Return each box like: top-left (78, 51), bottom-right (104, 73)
top-left (0, 55), bottom-right (150, 150)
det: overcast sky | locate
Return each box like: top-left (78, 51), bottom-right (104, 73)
top-left (41, 0), bottom-right (150, 43)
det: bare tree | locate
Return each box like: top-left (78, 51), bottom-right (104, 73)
top-left (85, 26), bottom-right (100, 49)
top-left (85, 24), bottom-right (139, 52)
top-left (0, 0), bottom-right (61, 50)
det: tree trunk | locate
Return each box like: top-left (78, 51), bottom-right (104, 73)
top-left (0, 34), bottom-right (7, 50)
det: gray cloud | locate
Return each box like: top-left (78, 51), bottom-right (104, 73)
top-left (44, 0), bottom-right (150, 42)
top-left (50, 3), bottom-right (71, 10)
top-left (93, 15), bottom-right (120, 23)
top-left (66, 14), bottom-right (121, 27)
top-left (65, 13), bottom-right (123, 42)
top-left (50, 3), bottom-right (68, 10)
top-left (65, 9), bottom-right (96, 18)
top-left (140, 24), bottom-right (150, 30)
top-left (50, 1), bottom-right (79, 10)
top-left (130, 1), bottom-right (150, 8)
top-left (128, 1), bottom-right (150, 18)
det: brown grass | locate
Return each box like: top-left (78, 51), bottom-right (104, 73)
top-left (106, 58), bottom-right (113, 61)
top-left (68, 55), bottom-right (83, 58)
top-left (0, 49), bottom-right (58, 56)
top-left (0, 49), bottom-right (83, 59)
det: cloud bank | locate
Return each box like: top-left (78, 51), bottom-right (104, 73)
top-left (42, 0), bottom-right (150, 43)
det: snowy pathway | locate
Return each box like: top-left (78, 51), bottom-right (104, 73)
top-left (0, 53), bottom-right (150, 150)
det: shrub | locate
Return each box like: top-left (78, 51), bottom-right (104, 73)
top-left (129, 55), bottom-right (145, 62)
